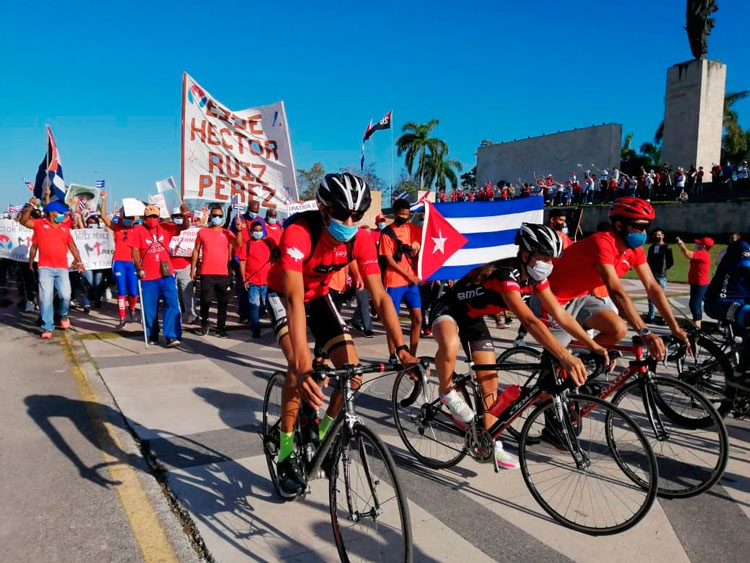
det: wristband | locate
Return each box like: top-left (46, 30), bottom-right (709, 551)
top-left (395, 344), bottom-right (409, 355)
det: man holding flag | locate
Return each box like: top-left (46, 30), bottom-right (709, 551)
top-left (33, 126), bottom-right (67, 203)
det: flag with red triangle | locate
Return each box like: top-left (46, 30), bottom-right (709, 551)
top-left (418, 202), bottom-right (468, 280)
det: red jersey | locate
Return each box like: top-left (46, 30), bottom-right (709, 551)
top-left (128, 223), bottom-right (181, 281)
top-left (267, 214), bottom-right (380, 301)
top-left (32, 219), bottom-right (73, 269)
top-left (547, 231), bottom-right (647, 304)
top-left (689, 249), bottom-right (711, 285)
top-left (196, 227), bottom-right (236, 276)
top-left (266, 222), bottom-right (283, 245)
top-left (111, 223), bottom-right (135, 262)
top-left (239, 237), bottom-right (273, 285)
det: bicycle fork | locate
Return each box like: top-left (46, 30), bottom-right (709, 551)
top-left (640, 380), bottom-right (670, 441)
top-left (554, 395), bottom-right (590, 470)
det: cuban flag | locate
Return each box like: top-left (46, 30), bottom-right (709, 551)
top-left (23, 179), bottom-right (34, 192)
top-left (410, 191), bottom-right (434, 212)
top-left (418, 197), bottom-right (544, 281)
top-left (95, 179), bottom-right (105, 189)
top-left (33, 126), bottom-right (66, 201)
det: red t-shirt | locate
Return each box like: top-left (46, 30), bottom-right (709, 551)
top-left (128, 223), bottom-right (180, 281)
top-left (265, 222), bottom-right (283, 246)
top-left (267, 219), bottom-right (380, 301)
top-left (196, 227), bottom-right (236, 276)
top-left (689, 249), bottom-right (711, 285)
top-left (547, 231), bottom-right (647, 304)
top-left (32, 219), bottom-right (73, 269)
top-left (239, 238), bottom-right (273, 286)
top-left (379, 223), bottom-right (422, 288)
top-left (111, 223), bottom-right (135, 262)
top-left (171, 256), bottom-right (191, 269)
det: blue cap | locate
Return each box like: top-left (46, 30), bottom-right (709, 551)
top-left (43, 200), bottom-right (70, 214)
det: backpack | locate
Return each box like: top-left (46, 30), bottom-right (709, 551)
top-left (284, 210), bottom-right (355, 266)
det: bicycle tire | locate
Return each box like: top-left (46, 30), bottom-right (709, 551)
top-left (262, 371), bottom-right (301, 501)
top-left (610, 376), bottom-right (729, 498)
top-left (391, 369), bottom-right (468, 469)
top-left (329, 423), bottom-right (413, 563)
top-left (496, 346), bottom-right (543, 442)
top-left (671, 334), bottom-right (735, 417)
top-left (519, 394), bottom-right (658, 535)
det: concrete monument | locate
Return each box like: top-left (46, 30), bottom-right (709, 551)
top-left (661, 1), bottom-right (726, 172)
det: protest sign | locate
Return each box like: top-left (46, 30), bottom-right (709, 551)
top-left (0, 219), bottom-right (33, 262)
top-left (168, 227), bottom-right (200, 257)
top-left (70, 229), bottom-right (115, 270)
top-left (181, 73), bottom-right (298, 210)
top-left (284, 200), bottom-right (319, 215)
top-left (122, 198), bottom-right (146, 217)
top-left (65, 184), bottom-right (101, 215)
top-left (156, 176), bottom-right (177, 193)
top-left (148, 193), bottom-right (171, 218)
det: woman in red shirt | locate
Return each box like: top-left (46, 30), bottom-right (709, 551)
top-left (677, 235), bottom-right (713, 328)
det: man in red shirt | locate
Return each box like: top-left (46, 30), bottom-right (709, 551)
top-left (535, 198), bottom-right (690, 360)
top-left (676, 235), bottom-right (714, 329)
top-left (265, 173), bottom-right (418, 498)
top-left (239, 221), bottom-right (274, 338)
top-left (18, 197), bottom-right (85, 338)
top-left (191, 205), bottom-right (243, 338)
top-left (168, 207), bottom-right (197, 325)
top-left (129, 204), bottom-right (190, 347)
top-left (264, 208), bottom-right (282, 245)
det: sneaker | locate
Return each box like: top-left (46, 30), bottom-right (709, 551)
top-left (198, 325), bottom-right (209, 336)
top-left (440, 390), bottom-right (475, 423)
top-left (277, 455), bottom-right (306, 497)
top-left (60, 318), bottom-right (71, 329)
top-left (166, 338), bottom-right (181, 348)
top-left (148, 337), bottom-right (159, 345)
top-left (422, 327), bottom-right (432, 337)
top-left (349, 320), bottom-right (365, 334)
top-left (363, 329), bottom-right (374, 338)
top-left (494, 442), bottom-right (520, 470)
top-left (504, 318), bottom-right (514, 326)
top-left (513, 338), bottom-right (527, 348)
top-left (104, 288), bottom-right (112, 301)
top-left (216, 328), bottom-right (229, 339)
top-left (40, 331), bottom-right (53, 339)
top-left (25, 301), bottom-right (35, 313)
top-left (115, 319), bottom-right (127, 330)
top-left (129, 309), bottom-right (140, 323)
top-left (388, 354), bottom-right (399, 366)
top-left (727, 370), bottom-right (750, 392)
top-left (83, 306), bottom-right (90, 314)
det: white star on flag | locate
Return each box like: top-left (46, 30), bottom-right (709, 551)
top-left (432, 230), bottom-right (447, 254)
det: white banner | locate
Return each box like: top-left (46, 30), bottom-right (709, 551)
top-left (0, 219), bottom-right (33, 262)
top-left (181, 73), bottom-right (298, 211)
top-left (71, 229), bottom-right (115, 270)
top-left (284, 200), bottom-right (319, 215)
top-left (168, 227), bottom-right (200, 257)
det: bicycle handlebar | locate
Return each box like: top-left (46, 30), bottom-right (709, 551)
top-left (311, 358), bottom-right (430, 382)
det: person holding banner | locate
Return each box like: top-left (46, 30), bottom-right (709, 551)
top-left (169, 207), bottom-right (198, 325)
top-left (18, 198), bottom-right (86, 339)
top-left (231, 200), bottom-right (266, 324)
top-left (101, 192), bottom-right (142, 329)
top-left (129, 204), bottom-right (190, 347)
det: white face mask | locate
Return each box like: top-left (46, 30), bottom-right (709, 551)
top-left (526, 259), bottom-right (554, 281)
top-left (561, 226), bottom-right (569, 235)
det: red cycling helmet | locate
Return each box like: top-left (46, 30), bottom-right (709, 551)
top-left (608, 197), bottom-right (655, 221)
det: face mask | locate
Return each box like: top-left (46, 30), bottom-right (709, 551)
top-left (134, 219), bottom-right (143, 226)
top-left (551, 223), bottom-right (564, 231)
top-left (327, 217), bottom-right (358, 242)
top-left (624, 232), bottom-right (647, 249)
top-left (210, 216), bottom-right (223, 226)
top-left (526, 259), bottom-right (554, 281)
top-left (122, 219), bottom-right (132, 227)
top-left (393, 216), bottom-right (408, 226)
top-left (145, 218), bottom-right (159, 228)
top-left (53, 214), bottom-right (65, 224)
top-left (173, 218), bottom-right (184, 225)
top-left (267, 217), bottom-right (277, 224)
top-left (246, 211), bottom-right (257, 219)
top-left (87, 224), bottom-right (98, 229)
top-left (561, 226), bottom-right (569, 235)
top-left (377, 222), bottom-right (387, 230)
top-left (252, 231), bottom-right (263, 240)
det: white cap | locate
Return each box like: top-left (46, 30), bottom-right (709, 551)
top-left (171, 206), bottom-right (182, 215)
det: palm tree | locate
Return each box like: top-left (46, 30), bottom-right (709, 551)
top-left (424, 146), bottom-right (463, 191)
top-left (639, 142), bottom-right (661, 168)
top-left (396, 120), bottom-right (447, 189)
top-left (722, 90), bottom-right (750, 158)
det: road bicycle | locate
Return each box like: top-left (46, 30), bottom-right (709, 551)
top-left (392, 353), bottom-right (658, 535)
top-left (667, 323), bottom-right (750, 419)
top-left (262, 361), bottom-right (420, 563)
top-left (497, 336), bottom-right (728, 498)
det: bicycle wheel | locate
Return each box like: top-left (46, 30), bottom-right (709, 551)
top-left (391, 369), bottom-right (467, 469)
top-left (611, 376), bottom-right (729, 498)
top-left (669, 334), bottom-right (735, 417)
top-left (519, 394), bottom-right (657, 535)
top-left (496, 346), bottom-right (543, 442)
top-left (329, 424), bottom-right (413, 563)
top-left (262, 371), bottom-right (301, 501)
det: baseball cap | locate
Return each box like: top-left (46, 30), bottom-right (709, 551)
top-left (694, 237), bottom-right (714, 248)
top-left (144, 205), bottom-right (161, 217)
top-left (375, 213), bottom-right (386, 223)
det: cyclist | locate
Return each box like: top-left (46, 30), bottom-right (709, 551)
top-left (429, 223), bottom-right (609, 469)
top-left (703, 239), bottom-right (750, 390)
top-left (534, 197), bottom-right (690, 359)
top-left (267, 172), bottom-right (419, 496)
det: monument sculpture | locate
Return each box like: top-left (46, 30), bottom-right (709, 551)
top-left (686, 0), bottom-right (718, 59)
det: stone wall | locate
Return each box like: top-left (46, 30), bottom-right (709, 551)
top-left (476, 124), bottom-right (621, 187)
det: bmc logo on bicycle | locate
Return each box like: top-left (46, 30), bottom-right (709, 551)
top-left (456, 287), bottom-right (483, 300)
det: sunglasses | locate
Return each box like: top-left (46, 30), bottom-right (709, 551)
top-left (328, 207), bottom-right (364, 223)
top-left (627, 222), bottom-right (651, 233)
top-left (211, 214), bottom-right (224, 219)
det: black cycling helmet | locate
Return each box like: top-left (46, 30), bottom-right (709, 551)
top-left (515, 223), bottom-right (564, 258)
top-left (316, 173), bottom-right (371, 222)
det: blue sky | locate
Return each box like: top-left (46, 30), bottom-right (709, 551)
top-left (2, 0), bottom-right (748, 204)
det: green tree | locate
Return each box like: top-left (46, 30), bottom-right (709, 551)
top-left (396, 119), bottom-right (447, 189)
top-left (296, 162), bottom-right (326, 201)
top-left (639, 142), bottom-right (661, 168)
top-left (424, 146), bottom-right (463, 191)
top-left (460, 166), bottom-right (477, 189)
top-left (339, 163), bottom-right (385, 193)
top-left (722, 90), bottom-right (750, 161)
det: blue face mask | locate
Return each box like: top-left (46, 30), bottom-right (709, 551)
top-left (53, 214), bottom-right (65, 224)
top-left (246, 211), bottom-right (257, 219)
top-left (173, 218), bottom-right (184, 225)
top-left (210, 216), bottom-right (223, 226)
top-left (267, 217), bottom-right (277, 224)
top-left (134, 219), bottom-right (143, 226)
top-left (327, 218), bottom-right (358, 242)
top-left (624, 232), bottom-right (648, 249)
top-left (377, 222), bottom-right (386, 230)
top-left (121, 219), bottom-right (131, 226)
top-left (252, 231), bottom-right (263, 240)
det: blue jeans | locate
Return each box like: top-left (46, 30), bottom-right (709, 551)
top-left (689, 284), bottom-right (709, 322)
top-left (351, 288), bottom-right (373, 331)
top-left (38, 267), bottom-right (71, 332)
top-left (140, 276), bottom-right (182, 340)
top-left (80, 270), bottom-right (105, 307)
top-left (248, 284), bottom-right (268, 330)
top-left (647, 276), bottom-right (668, 319)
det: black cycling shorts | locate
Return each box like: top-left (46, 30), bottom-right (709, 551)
top-left (267, 291), bottom-right (353, 355)
top-left (429, 300), bottom-right (494, 359)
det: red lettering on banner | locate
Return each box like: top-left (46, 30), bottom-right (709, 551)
top-left (225, 156), bottom-right (240, 179)
top-left (233, 132), bottom-right (246, 154)
top-left (207, 124), bottom-right (220, 146)
top-left (219, 128), bottom-right (233, 150)
top-left (240, 160), bottom-right (253, 182)
top-left (247, 114), bottom-right (263, 135)
top-left (232, 116), bottom-right (246, 130)
top-left (190, 118), bottom-right (206, 142)
top-left (208, 152), bottom-right (224, 174)
top-left (249, 140), bottom-right (263, 156)
top-left (215, 176), bottom-right (229, 200)
top-left (206, 99), bottom-right (228, 123)
top-left (265, 140), bottom-right (278, 161)
top-left (261, 185), bottom-right (277, 209)
top-left (251, 164), bottom-right (268, 185)
top-left (198, 175), bottom-right (213, 197)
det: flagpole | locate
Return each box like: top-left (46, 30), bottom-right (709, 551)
top-left (390, 109), bottom-right (394, 204)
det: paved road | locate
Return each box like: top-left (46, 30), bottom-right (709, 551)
top-left (3, 279), bottom-right (749, 562)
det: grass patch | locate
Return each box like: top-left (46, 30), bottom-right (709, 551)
top-left (623, 243), bottom-right (726, 284)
